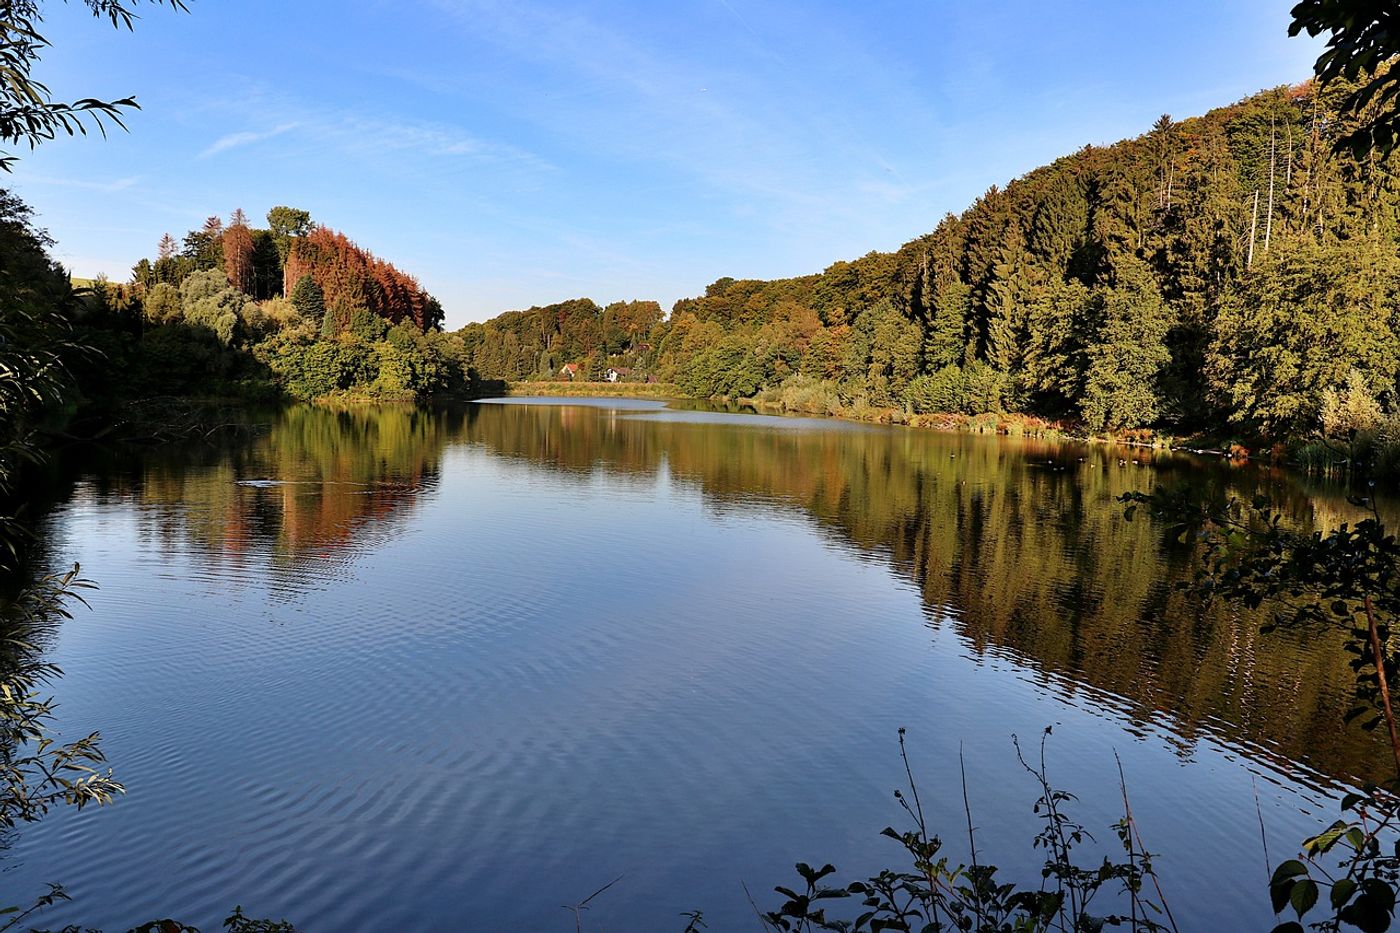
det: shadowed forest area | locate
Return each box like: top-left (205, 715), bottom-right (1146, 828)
top-left (7, 0), bottom-right (1400, 930)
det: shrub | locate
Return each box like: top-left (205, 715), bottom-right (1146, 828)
top-left (777, 375), bottom-right (842, 415)
top-left (1320, 368), bottom-right (1383, 438)
top-left (905, 364), bottom-right (1010, 416)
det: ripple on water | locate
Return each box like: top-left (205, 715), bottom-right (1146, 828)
top-left (9, 401), bottom-right (1392, 931)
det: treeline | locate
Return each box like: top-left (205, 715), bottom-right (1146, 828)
top-left (456, 298), bottom-right (665, 382)
top-left (72, 206), bottom-right (467, 403)
top-left (462, 77), bottom-right (1400, 450)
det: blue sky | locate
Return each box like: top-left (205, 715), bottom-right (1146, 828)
top-left (11, 0), bottom-right (1321, 327)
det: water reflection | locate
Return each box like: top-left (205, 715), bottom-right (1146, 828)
top-left (71, 406), bottom-right (461, 591)
top-left (461, 399), bottom-right (1391, 786)
top-left (55, 400), bottom-right (1392, 787)
top-left (16, 398), bottom-right (1395, 929)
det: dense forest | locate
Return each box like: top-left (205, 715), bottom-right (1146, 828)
top-left (461, 77), bottom-right (1400, 454)
top-left (25, 74), bottom-right (1397, 458)
top-left (59, 205), bottom-right (470, 406)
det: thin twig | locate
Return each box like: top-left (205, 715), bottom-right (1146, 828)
top-left (1115, 753), bottom-right (1138, 931)
top-left (1251, 775), bottom-right (1272, 886)
top-left (1364, 593), bottom-right (1400, 780)
top-left (563, 874), bottom-right (624, 933)
top-left (742, 880), bottom-right (772, 930)
top-left (959, 743), bottom-right (985, 929)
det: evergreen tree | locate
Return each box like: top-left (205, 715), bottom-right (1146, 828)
top-left (291, 274), bottom-right (325, 323)
top-left (984, 247), bottom-right (1032, 372)
top-left (1207, 237), bottom-right (1400, 437)
top-left (1080, 260), bottom-right (1173, 430)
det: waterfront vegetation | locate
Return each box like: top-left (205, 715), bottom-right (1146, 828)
top-left (14, 46), bottom-right (1398, 476)
top-left (7, 0), bottom-right (1400, 929)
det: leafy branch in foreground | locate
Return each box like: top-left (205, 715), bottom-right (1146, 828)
top-left (0, 563), bottom-right (120, 830)
top-left (1290, 1), bottom-right (1400, 158)
top-left (1122, 487), bottom-right (1400, 931)
top-left (0, 0), bottom-right (188, 171)
top-left (757, 728), bottom-right (1175, 933)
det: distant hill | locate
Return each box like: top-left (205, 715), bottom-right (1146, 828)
top-left (463, 76), bottom-right (1400, 443)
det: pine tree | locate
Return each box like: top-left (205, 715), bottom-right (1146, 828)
top-left (1081, 259), bottom-right (1173, 430)
top-left (984, 247), bottom-right (1032, 373)
top-left (290, 274), bottom-right (325, 323)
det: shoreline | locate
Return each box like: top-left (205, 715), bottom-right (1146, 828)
top-left (491, 380), bottom-right (1264, 462)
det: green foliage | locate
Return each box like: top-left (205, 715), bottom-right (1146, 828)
top-left (372, 324), bottom-right (443, 397)
top-left (179, 270), bottom-right (244, 347)
top-left (847, 299), bottom-right (922, 407)
top-left (0, 566), bottom-right (121, 833)
top-left (289, 274), bottom-right (324, 322)
top-left (0, 0), bottom-right (187, 171)
top-left (1322, 369), bottom-right (1385, 438)
top-left (1290, 3), bottom-right (1400, 157)
top-left (906, 363), bottom-right (1011, 416)
top-left (1207, 239), bottom-right (1400, 437)
top-left (769, 374), bottom-right (843, 415)
top-left (678, 335), bottom-right (767, 398)
top-left (143, 281), bottom-right (181, 324)
top-left (1080, 262), bottom-right (1173, 431)
top-left (0, 191), bottom-right (79, 496)
top-left (266, 206), bottom-right (312, 266)
top-left (758, 729), bottom-right (1174, 933)
top-left (1121, 486), bottom-right (1400, 931)
top-left (347, 307), bottom-right (388, 342)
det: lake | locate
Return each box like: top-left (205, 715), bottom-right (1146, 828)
top-left (6, 398), bottom-right (1392, 930)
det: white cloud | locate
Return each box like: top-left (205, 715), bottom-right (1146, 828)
top-left (199, 122), bottom-right (300, 159)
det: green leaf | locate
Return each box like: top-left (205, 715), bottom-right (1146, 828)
top-left (1272, 878), bottom-right (1296, 915)
top-left (1291, 878), bottom-right (1319, 917)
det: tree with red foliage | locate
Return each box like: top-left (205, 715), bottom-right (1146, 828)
top-left (284, 226), bottom-right (443, 332)
top-left (223, 211), bottom-right (254, 293)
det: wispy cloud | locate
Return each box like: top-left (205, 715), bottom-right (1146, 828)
top-left (325, 115), bottom-right (557, 173)
top-left (199, 122), bottom-right (299, 159)
top-left (183, 81), bottom-right (555, 180)
top-left (421, 0), bottom-right (932, 238)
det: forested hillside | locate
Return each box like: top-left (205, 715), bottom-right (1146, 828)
top-left (70, 206), bottom-right (466, 403)
top-left (462, 76), bottom-right (1400, 447)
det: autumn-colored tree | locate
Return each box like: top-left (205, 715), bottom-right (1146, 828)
top-left (284, 225), bottom-right (442, 331)
top-left (223, 212), bottom-right (254, 294)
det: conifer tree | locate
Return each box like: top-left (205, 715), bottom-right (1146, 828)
top-left (1080, 260), bottom-right (1173, 430)
top-left (291, 274), bottom-right (325, 323)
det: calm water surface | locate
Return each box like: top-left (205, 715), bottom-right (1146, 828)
top-left (8, 399), bottom-right (1395, 930)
